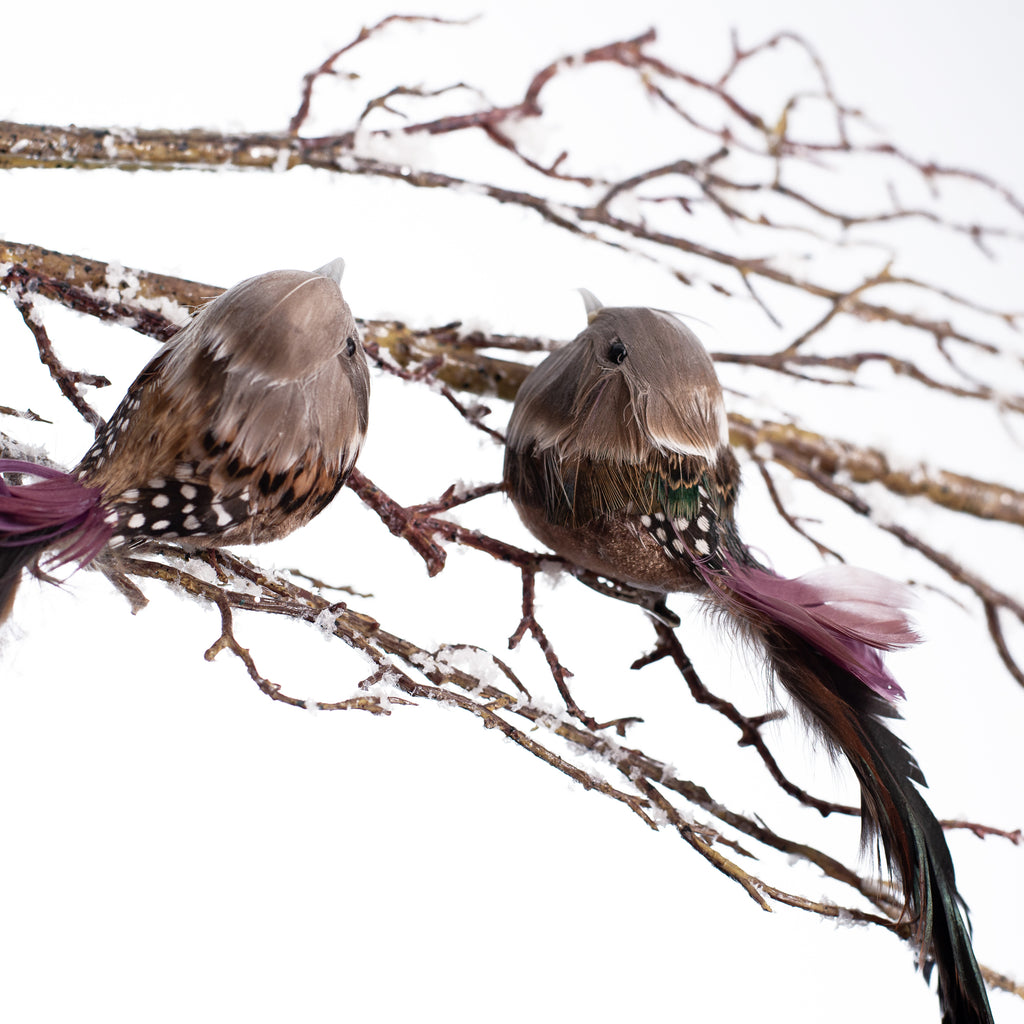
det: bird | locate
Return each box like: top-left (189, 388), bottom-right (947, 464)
top-left (503, 292), bottom-right (993, 1024)
top-left (0, 259), bottom-right (370, 622)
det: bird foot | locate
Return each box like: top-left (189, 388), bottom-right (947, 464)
top-left (574, 570), bottom-right (681, 627)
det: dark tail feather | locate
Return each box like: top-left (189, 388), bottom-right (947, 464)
top-left (0, 542), bottom-right (47, 622)
top-left (0, 459), bottom-right (113, 622)
top-left (698, 554), bottom-right (993, 1024)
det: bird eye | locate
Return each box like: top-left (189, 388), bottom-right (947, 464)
top-left (345, 336), bottom-right (358, 357)
top-left (608, 339), bottom-right (627, 364)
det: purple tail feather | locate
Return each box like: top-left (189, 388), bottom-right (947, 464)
top-left (696, 552), bottom-right (993, 1023)
top-left (0, 459), bottom-right (113, 620)
top-left (701, 553), bottom-right (918, 702)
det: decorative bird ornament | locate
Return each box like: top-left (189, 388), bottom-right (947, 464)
top-left (0, 259), bottom-right (369, 621)
top-left (503, 294), bottom-right (993, 1024)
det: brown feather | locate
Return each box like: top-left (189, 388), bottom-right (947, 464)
top-left (507, 306), bottom-right (727, 464)
top-left (78, 267), bottom-right (369, 545)
top-left (504, 300), bottom-right (993, 1023)
top-left (506, 306), bottom-right (730, 535)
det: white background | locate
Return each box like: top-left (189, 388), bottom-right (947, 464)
top-left (1, 2), bottom-right (1022, 1022)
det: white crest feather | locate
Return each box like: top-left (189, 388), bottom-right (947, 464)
top-left (314, 257), bottom-right (346, 284)
top-left (577, 288), bottom-right (603, 323)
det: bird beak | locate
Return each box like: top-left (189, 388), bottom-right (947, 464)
top-left (577, 287), bottom-right (603, 324)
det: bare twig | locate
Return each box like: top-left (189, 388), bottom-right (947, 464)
top-left (2, 18), bottom-right (1021, 996)
top-left (8, 286), bottom-right (109, 428)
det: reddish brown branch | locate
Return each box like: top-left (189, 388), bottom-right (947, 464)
top-left (288, 14), bottom-right (468, 136)
top-left (9, 288), bottom-right (109, 428)
top-left (940, 819), bottom-right (1022, 844)
top-left (634, 621), bottom-right (859, 817)
top-left (758, 438), bottom-right (1024, 688)
top-left (96, 543), bottom-right (1016, 989)
top-left (345, 468), bottom-right (447, 576)
top-left (508, 567), bottom-right (583, 717)
top-left (1, 20), bottom-right (1021, 991)
top-left (983, 602), bottom-right (1024, 688)
top-left (0, 404), bottom-right (49, 423)
top-left (754, 459), bottom-right (844, 561)
top-left (407, 481), bottom-right (504, 516)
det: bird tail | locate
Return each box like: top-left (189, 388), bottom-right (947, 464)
top-left (696, 552), bottom-right (993, 1024)
top-left (0, 460), bottom-right (113, 622)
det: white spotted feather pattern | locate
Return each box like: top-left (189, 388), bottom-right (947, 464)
top-left (640, 482), bottom-right (724, 571)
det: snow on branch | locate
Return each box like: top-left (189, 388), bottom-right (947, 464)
top-left (1, 236), bottom-right (1021, 995)
top-left (1, 17), bottom-right (1022, 1003)
top-left (3, 21), bottom-right (1022, 357)
top-left (3, 238), bottom-right (1021, 687)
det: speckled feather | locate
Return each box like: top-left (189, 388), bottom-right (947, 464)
top-left (0, 261), bottom-right (369, 621)
top-left (76, 264), bottom-right (369, 547)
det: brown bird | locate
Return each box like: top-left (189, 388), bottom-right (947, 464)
top-left (504, 292), bottom-right (993, 1024)
top-left (0, 259), bottom-right (370, 620)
